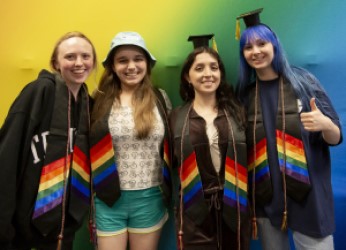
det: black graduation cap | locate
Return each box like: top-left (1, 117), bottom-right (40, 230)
top-left (235, 8), bottom-right (263, 40)
top-left (187, 34), bottom-right (214, 49)
top-left (236, 8), bottom-right (263, 28)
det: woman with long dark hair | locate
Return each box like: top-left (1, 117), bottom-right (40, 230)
top-left (170, 46), bottom-right (250, 250)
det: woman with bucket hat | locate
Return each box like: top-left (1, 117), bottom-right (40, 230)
top-left (89, 31), bottom-right (173, 250)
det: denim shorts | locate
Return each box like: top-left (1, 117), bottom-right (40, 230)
top-left (95, 186), bottom-right (168, 236)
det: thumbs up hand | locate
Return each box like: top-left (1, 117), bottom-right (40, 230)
top-left (300, 98), bottom-right (328, 132)
top-left (300, 98), bottom-right (341, 144)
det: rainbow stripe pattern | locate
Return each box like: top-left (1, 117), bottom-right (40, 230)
top-left (32, 155), bottom-right (71, 219)
top-left (162, 139), bottom-right (171, 185)
top-left (224, 156), bottom-right (248, 212)
top-left (70, 146), bottom-right (91, 203)
top-left (32, 146), bottom-right (91, 219)
top-left (276, 130), bottom-right (309, 184)
top-left (179, 152), bottom-right (203, 209)
top-left (90, 134), bottom-right (118, 190)
top-left (248, 138), bottom-right (270, 185)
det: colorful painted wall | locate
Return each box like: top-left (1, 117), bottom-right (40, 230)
top-left (1, 0), bottom-right (345, 249)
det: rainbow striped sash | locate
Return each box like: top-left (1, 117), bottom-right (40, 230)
top-left (91, 133), bottom-right (120, 207)
top-left (222, 140), bottom-right (249, 232)
top-left (277, 130), bottom-right (309, 183)
top-left (178, 150), bottom-right (208, 225)
top-left (162, 139), bottom-right (171, 181)
top-left (180, 151), bottom-right (203, 210)
top-left (277, 130), bottom-right (311, 201)
top-left (224, 156), bottom-right (248, 212)
top-left (248, 138), bottom-right (270, 184)
top-left (33, 155), bottom-right (71, 219)
top-left (160, 139), bottom-right (172, 205)
top-left (33, 145), bottom-right (91, 219)
top-left (70, 146), bottom-right (91, 207)
top-left (248, 137), bottom-right (273, 204)
top-left (248, 130), bottom-right (311, 203)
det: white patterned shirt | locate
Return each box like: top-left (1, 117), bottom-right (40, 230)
top-left (108, 105), bottom-right (164, 190)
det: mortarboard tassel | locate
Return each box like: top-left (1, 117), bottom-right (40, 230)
top-left (252, 216), bottom-right (258, 240)
top-left (212, 37), bottom-right (218, 52)
top-left (235, 19), bottom-right (241, 40)
top-left (281, 210), bottom-right (288, 231)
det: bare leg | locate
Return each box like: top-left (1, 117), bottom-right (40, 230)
top-left (128, 229), bottom-right (162, 250)
top-left (97, 232), bottom-right (128, 250)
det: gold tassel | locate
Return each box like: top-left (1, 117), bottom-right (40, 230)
top-left (235, 19), bottom-right (241, 40)
top-left (281, 211), bottom-right (288, 231)
top-left (252, 217), bottom-right (258, 240)
top-left (212, 37), bottom-right (218, 52)
top-left (56, 234), bottom-right (63, 250)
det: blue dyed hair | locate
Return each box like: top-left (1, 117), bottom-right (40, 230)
top-left (237, 24), bottom-right (322, 108)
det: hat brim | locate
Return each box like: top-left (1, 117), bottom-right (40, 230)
top-left (102, 44), bottom-right (156, 68)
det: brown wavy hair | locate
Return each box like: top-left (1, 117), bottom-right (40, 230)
top-left (91, 46), bottom-right (157, 139)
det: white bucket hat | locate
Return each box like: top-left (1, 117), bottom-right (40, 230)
top-left (103, 31), bottom-right (156, 68)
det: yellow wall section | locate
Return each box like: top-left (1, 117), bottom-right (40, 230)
top-left (0, 0), bottom-right (207, 123)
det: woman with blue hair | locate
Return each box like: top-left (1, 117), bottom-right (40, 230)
top-left (236, 8), bottom-right (342, 250)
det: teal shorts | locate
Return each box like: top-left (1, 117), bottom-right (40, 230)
top-left (95, 186), bottom-right (168, 236)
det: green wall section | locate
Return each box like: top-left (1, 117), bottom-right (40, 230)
top-left (1, 1), bottom-right (345, 249)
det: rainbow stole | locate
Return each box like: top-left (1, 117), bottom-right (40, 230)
top-left (91, 133), bottom-right (117, 188)
top-left (179, 151), bottom-right (203, 210)
top-left (163, 139), bottom-right (171, 181)
top-left (90, 133), bottom-right (120, 207)
top-left (248, 129), bottom-right (310, 203)
top-left (248, 137), bottom-right (273, 204)
top-left (160, 139), bottom-right (172, 204)
top-left (222, 144), bottom-right (248, 232)
top-left (277, 130), bottom-right (310, 201)
top-left (224, 155), bottom-right (248, 213)
top-left (180, 147), bottom-right (248, 228)
top-left (32, 146), bottom-right (90, 219)
top-left (248, 138), bottom-right (270, 183)
top-left (70, 146), bottom-right (91, 203)
top-left (277, 130), bottom-right (309, 183)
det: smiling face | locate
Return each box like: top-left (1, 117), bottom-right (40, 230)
top-left (54, 37), bottom-right (95, 88)
top-left (185, 52), bottom-right (221, 97)
top-left (243, 37), bottom-right (276, 76)
top-left (112, 45), bottom-right (148, 91)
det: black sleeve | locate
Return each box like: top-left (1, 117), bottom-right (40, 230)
top-left (0, 80), bottom-right (50, 245)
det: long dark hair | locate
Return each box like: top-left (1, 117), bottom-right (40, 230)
top-left (180, 46), bottom-right (246, 128)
